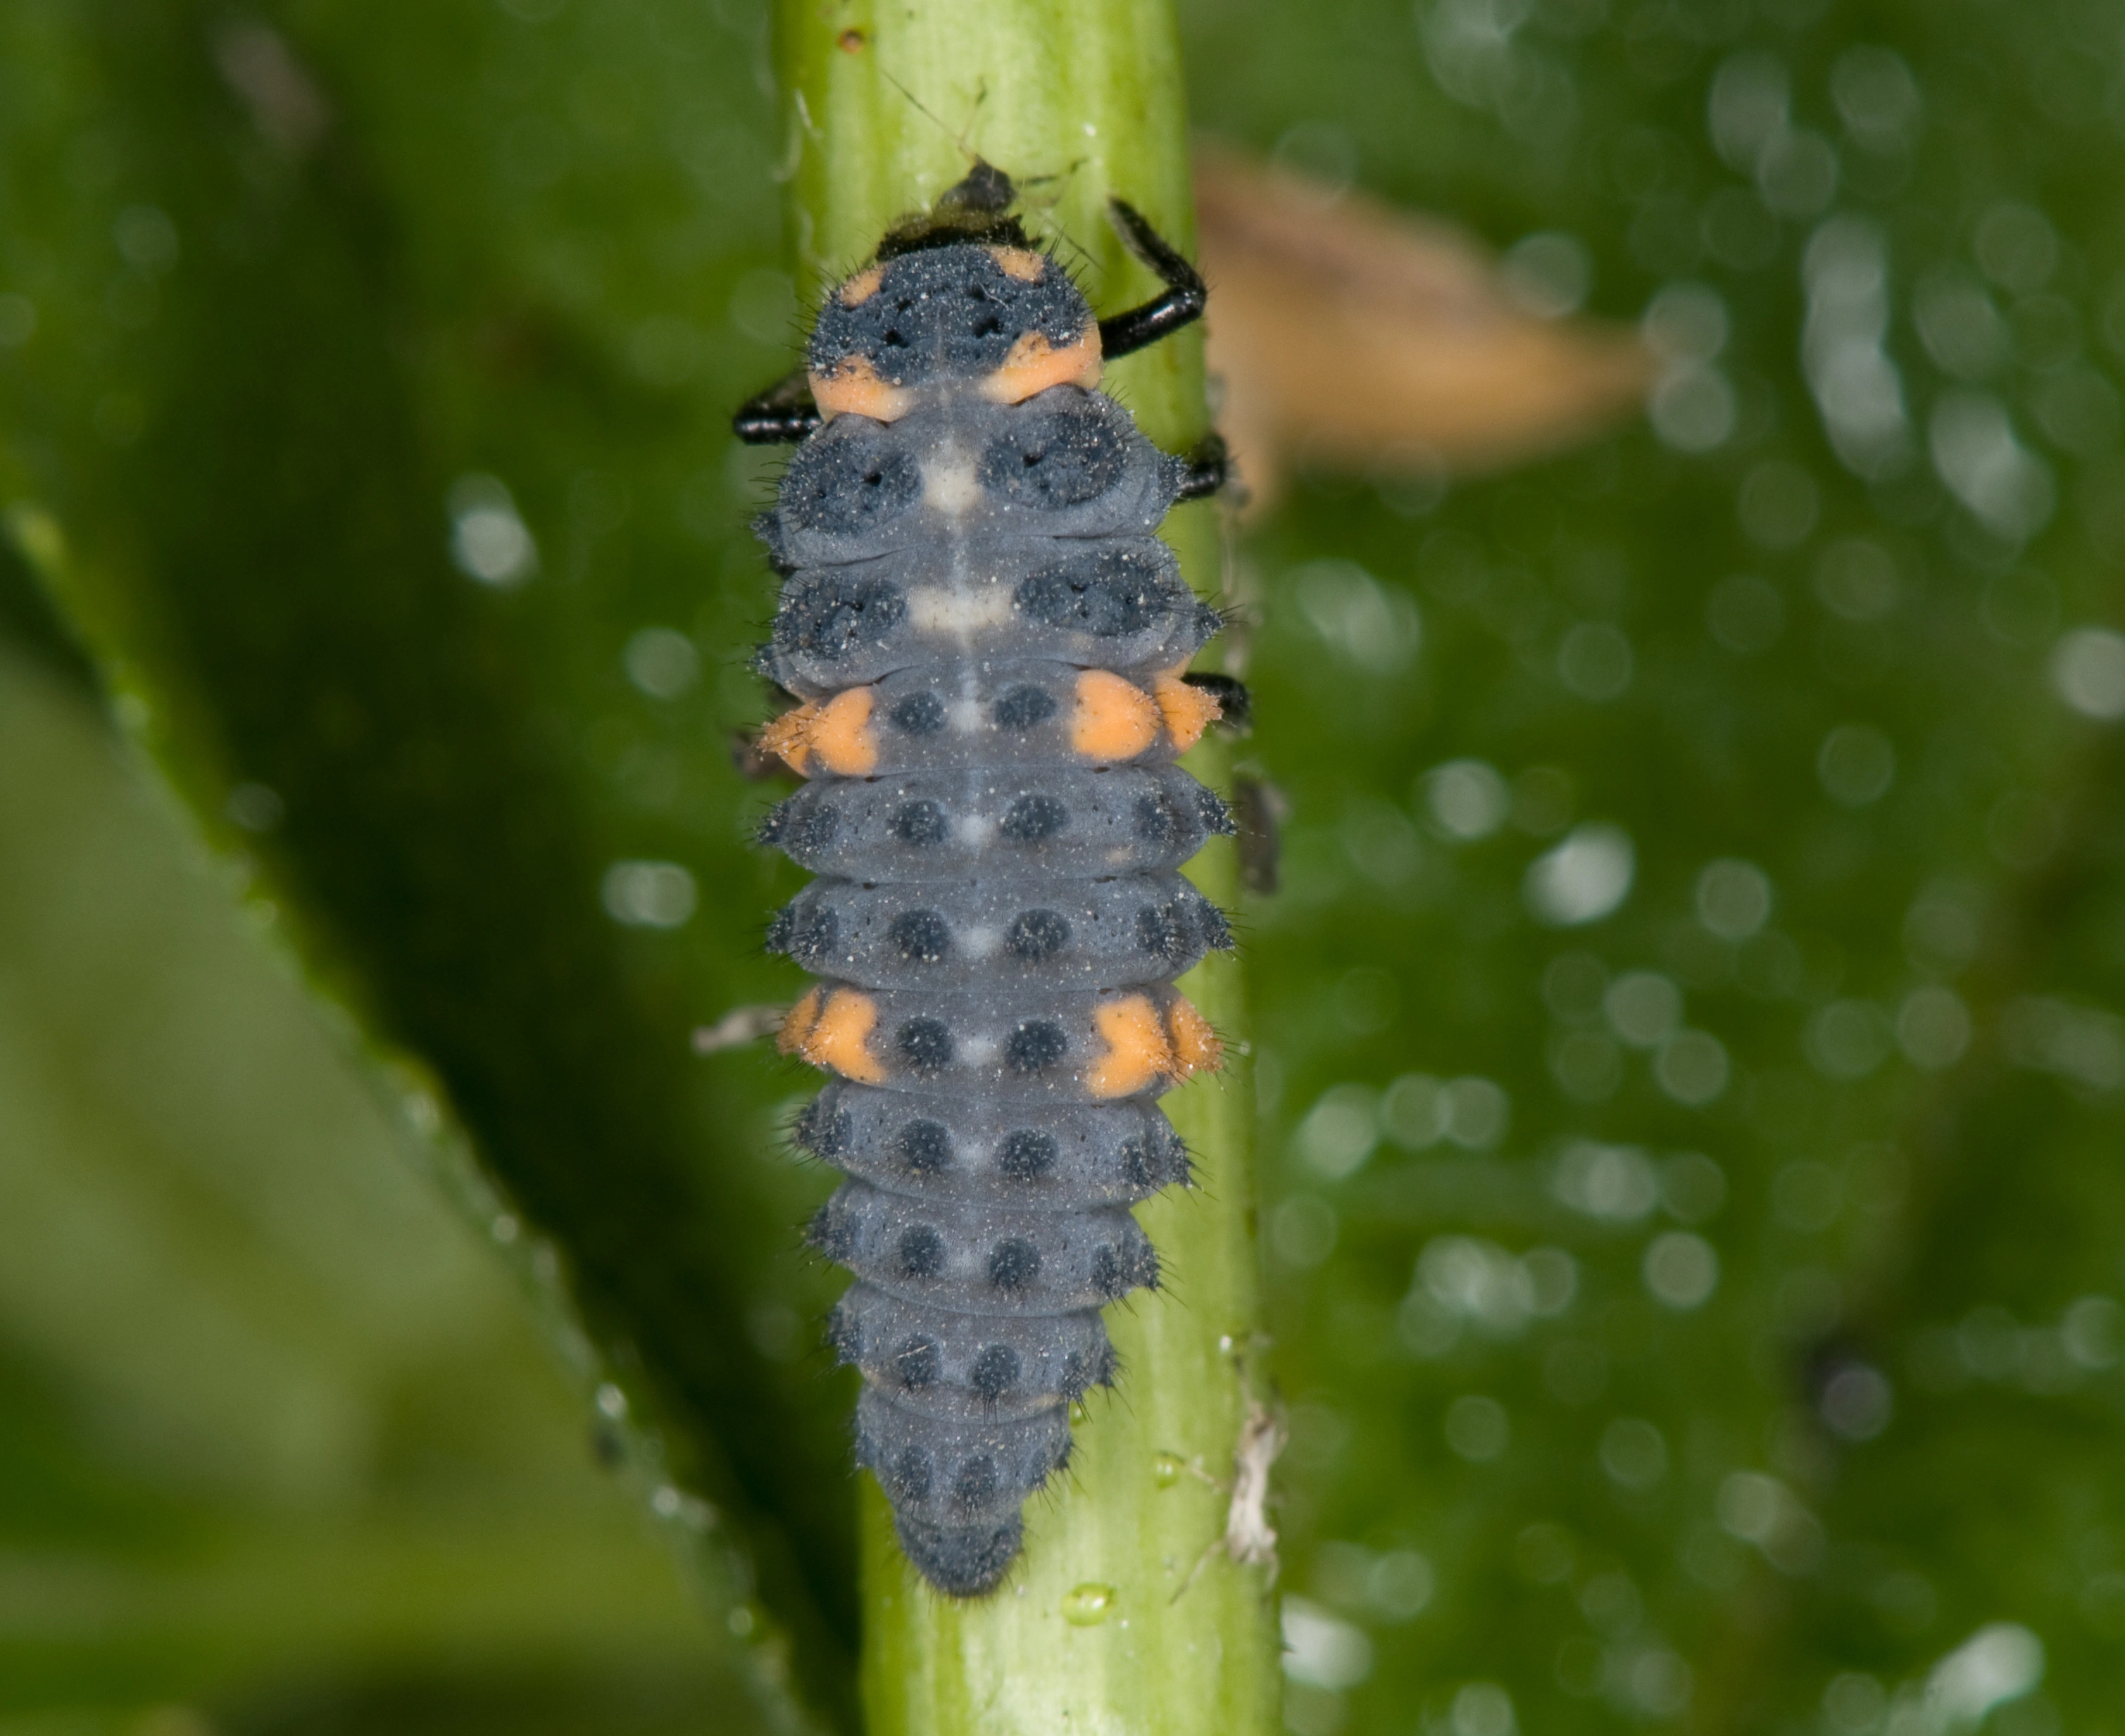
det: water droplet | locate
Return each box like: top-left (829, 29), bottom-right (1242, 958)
top-left (1062, 1583), bottom-right (1115, 1625)
top-left (1151, 1452), bottom-right (1185, 1488)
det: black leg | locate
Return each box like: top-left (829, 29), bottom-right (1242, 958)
top-left (1098, 199), bottom-right (1208, 359)
top-left (733, 371), bottom-right (822, 444)
top-left (1173, 431), bottom-right (1233, 503)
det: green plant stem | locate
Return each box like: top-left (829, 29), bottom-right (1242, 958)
top-left (776, 5), bottom-right (1279, 1732)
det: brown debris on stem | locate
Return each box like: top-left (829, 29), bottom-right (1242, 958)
top-left (1192, 146), bottom-right (1654, 513)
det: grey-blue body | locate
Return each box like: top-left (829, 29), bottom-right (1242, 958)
top-left (748, 209), bottom-right (1229, 1597)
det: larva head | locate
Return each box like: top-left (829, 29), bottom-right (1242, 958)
top-left (807, 165), bottom-right (1100, 422)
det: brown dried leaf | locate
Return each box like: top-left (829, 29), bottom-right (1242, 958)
top-left (1193, 146), bottom-right (1654, 512)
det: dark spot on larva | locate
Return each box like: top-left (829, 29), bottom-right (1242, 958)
top-left (798, 902), bottom-right (841, 960)
top-left (896, 1119), bottom-right (951, 1174)
top-left (1006, 909), bottom-right (1070, 961)
top-left (806, 1198), bottom-right (855, 1262)
top-left (1132, 790), bottom-right (1179, 848)
top-left (774, 570), bottom-right (906, 662)
top-left (1001, 793), bottom-right (1067, 841)
top-left (1198, 902), bottom-right (1234, 950)
top-left (1093, 1239), bottom-right (1158, 1299)
top-left (993, 684), bottom-right (1057, 729)
top-left (779, 430), bottom-right (922, 535)
top-left (981, 404), bottom-right (1128, 508)
top-left (1059, 1340), bottom-right (1118, 1402)
top-left (1015, 544), bottom-right (1172, 634)
top-left (890, 799), bottom-right (946, 845)
top-left (997, 1128), bottom-right (1057, 1181)
top-left (988, 1238), bottom-right (1040, 1290)
top-left (1196, 786), bottom-right (1236, 835)
top-left (1134, 901), bottom-right (1190, 965)
top-left (953, 1454), bottom-right (1001, 1511)
top-left (890, 691), bottom-right (946, 735)
top-left (890, 1445), bottom-right (932, 1502)
top-left (773, 900), bottom-right (838, 966)
top-left (760, 797), bottom-right (839, 855)
top-left (1005, 1021), bottom-right (1067, 1074)
top-left (793, 1097), bottom-right (850, 1159)
top-left (970, 1344), bottom-right (1020, 1400)
top-left (895, 1336), bottom-right (941, 1389)
top-left (897, 1017), bottom-right (953, 1075)
top-left (887, 908), bottom-right (951, 964)
top-left (898, 1224), bottom-right (946, 1279)
top-left (1121, 1127), bottom-right (1190, 1190)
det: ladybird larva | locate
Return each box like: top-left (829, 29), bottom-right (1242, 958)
top-left (737, 163), bottom-right (1235, 1597)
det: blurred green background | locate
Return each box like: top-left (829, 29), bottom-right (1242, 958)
top-left (4, 0), bottom-right (2124, 1732)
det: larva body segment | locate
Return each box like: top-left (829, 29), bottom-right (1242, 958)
top-left (747, 172), bottom-right (1230, 1597)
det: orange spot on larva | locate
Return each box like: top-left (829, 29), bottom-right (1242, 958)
top-left (981, 326), bottom-right (1103, 405)
top-left (808, 687), bottom-right (878, 776)
top-left (986, 246), bottom-right (1047, 283)
top-left (786, 986), bottom-right (886, 1083)
top-left (1088, 994), bottom-right (1174, 1098)
top-left (836, 27), bottom-right (865, 51)
top-left (777, 986), bottom-right (825, 1054)
top-left (1070, 670), bottom-right (1160, 762)
top-left (811, 355), bottom-right (917, 422)
top-left (759, 701), bottom-right (821, 774)
top-left (1165, 996), bottom-right (1223, 1079)
top-left (1154, 670), bottom-right (1222, 753)
top-left (759, 690), bottom-right (876, 777)
top-left (839, 264), bottom-right (885, 307)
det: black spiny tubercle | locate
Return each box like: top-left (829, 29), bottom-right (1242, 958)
top-left (739, 165), bottom-right (1236, 1597)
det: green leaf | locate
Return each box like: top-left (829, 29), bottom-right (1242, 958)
top-left (0, 645), bottom-right (784, 1729)
top-left (4, 1), bottom-right (864, 1725)
top-left (1182, 0), bottom-right (2125, 1730)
